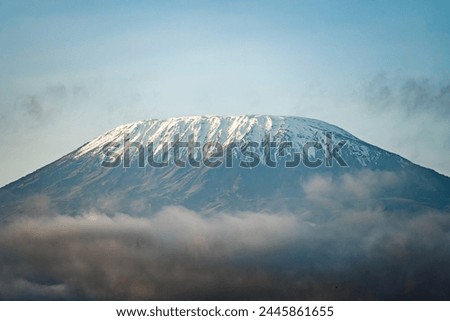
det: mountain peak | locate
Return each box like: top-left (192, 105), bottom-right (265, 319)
top-left (74, 115), bottom-right (358, 160)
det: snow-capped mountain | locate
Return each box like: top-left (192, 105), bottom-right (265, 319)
top-left (0, 115), bottom-right (449, 217)
top-left (1, 115), bottom-right (450, 301)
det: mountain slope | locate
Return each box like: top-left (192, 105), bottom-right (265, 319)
top-left (0, 115), bottom-right (449, 218)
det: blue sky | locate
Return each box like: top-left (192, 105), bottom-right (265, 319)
top-left (0, 0), bottom-right (449, 185)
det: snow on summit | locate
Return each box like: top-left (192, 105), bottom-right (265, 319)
top-left (75, 115), bottom-right (375, 164)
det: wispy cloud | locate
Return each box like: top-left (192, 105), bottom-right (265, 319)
top-left (364, 74), bottom-right (450, 117)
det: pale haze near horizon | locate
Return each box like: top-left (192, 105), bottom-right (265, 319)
top-left (0, 0), bottom-right (449, 186)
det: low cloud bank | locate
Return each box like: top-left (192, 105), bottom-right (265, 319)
top-left (0, 170), bottom-right (449, 300)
